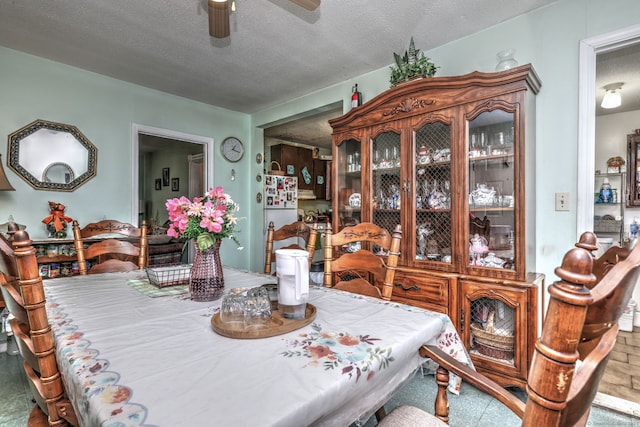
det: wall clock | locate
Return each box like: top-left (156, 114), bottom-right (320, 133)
top-left (220, 137), bottom-right (244, 162)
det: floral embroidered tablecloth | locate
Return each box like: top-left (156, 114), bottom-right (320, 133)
top-left (44, 269), bottom-right (471, 427)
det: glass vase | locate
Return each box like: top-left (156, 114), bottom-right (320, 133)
top-left (495, 49), bottom-right (518, 71)
top-left (190, 239), bottom-right (224, 301)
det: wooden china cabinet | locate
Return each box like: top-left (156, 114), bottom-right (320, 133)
top-left (329, 64), bottom-right (543, 388)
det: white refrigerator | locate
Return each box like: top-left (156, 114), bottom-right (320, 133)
top-left (264, 174), bottom-right (299, 234)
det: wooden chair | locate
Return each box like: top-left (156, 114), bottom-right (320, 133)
top-left (264, 221), bottom-right (317, 274)
top-left (72, 219), bottom-right (148, 275)
top-left (378, 235), bottom-right (640, 427)
top-left (0, 223), bottom-right (19, 310)
top-left (323, 222), bottom-right (402, 422)
top-left (0, 228), bottom-right (78, 426)
top-left (323, 222), bottom-right (402, 301)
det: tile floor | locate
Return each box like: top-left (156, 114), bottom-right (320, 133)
top-left (0, 342), bottom-right (32, 426)
top-left (362, 370), bottom-right (640, 427)
top-left (1, 333), bottom-right (639, 427)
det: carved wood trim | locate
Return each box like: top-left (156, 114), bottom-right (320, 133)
top-left (383, 97), bottom-right (436, 117)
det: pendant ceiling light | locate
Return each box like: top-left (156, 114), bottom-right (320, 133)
top-left (601, 82), bottom-right (623, 109)
top-left (208, 0), bottom-right (320, 39)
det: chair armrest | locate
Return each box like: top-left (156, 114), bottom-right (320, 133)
top-left (420, 344), bottom-right (525, 419)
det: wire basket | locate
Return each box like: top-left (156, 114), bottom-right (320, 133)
top-left (470, 323), bottom-right (514, 350)
top-left (146, 264), bottom-right (192, 288)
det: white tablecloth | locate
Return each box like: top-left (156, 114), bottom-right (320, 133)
top-left (43, 268), bottom-right (469, 427)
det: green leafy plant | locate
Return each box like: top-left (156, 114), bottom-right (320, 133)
top-left (389, 37), bottom-right (438, 86)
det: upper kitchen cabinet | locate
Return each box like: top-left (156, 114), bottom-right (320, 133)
top-left (270, 144), bottom-right (314, 191)
top-left (313, 158), bottom-right (331, 201)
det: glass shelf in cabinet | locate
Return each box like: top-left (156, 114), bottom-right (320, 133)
top-left (595, 172), bottom-right (624, 177)
top-left (469, 206), bottom-right (514, 212)
top-left (415, 159), bottom-right (451, 167)
top-left (372, 165), bottom-right (400, 172)
top-left (469, 152), bottom-right (514, 162)
top-left (417, 208), bottom-right (451, 213)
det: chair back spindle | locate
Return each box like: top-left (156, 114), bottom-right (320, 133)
top-left (323, 222), bottom-right (401, 301)
top-left (264, 221), bottom-right (316, 274)
top-left (73, 219), bottom-right (148, 275)
top-left (3, 228), bottom-right (78, 426)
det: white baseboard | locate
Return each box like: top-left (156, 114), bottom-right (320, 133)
top-left (592, 392), bottom-right (640, 418)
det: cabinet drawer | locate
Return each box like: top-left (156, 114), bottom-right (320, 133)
top-left (392, 271), bottom-right (449, 308)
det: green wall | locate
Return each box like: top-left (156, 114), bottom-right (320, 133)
top-left (0, 47), bottom-right (251, 267)
top-left (3, 0), bottom-right (640, 278)
top-left (251, 0), bottom-right (640, 285)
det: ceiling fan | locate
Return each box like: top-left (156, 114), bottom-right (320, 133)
top-left (208, 0), bottom-right (320, 38)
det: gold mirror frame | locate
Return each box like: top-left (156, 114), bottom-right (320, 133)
top-left (7, 119), bottom-right (97, 191)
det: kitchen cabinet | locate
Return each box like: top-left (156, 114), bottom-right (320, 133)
top-left (460, 276), bottom-right (542, 388)
top-left (626, 130), bottom-right (640, 207)
top-left (329, 64), bottom-right (542, 387)
top-left (270, 144), bottom-right (314, 190)
top-left (313, 158), bottom-right (330, 200)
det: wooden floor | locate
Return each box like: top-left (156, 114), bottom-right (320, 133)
top-left (599, 326), bottom-right (640, 404)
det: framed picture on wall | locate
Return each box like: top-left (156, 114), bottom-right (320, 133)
top-left (171, 177), bottom-right (179, 192)
top-left (155, 179), bottom-right (161, 190)
top-left (162, 168), bottom-right (170, 186)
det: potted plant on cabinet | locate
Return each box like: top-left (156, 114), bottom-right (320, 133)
top-left (389, 37), bottom-right (438, 87)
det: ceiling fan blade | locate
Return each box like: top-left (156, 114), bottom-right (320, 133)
top-left (208, 0), bottom-right (230, 38)
top-left (290, 0), bottom-right (320, 11)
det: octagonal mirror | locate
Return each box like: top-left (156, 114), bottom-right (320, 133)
top-left (7, 119), bottom-right (97, 191)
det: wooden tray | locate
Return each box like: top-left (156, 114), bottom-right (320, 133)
top-left (211, 304), bottom-right (316, 339)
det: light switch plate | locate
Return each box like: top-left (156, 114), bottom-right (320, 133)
top-left (555, 192), bottom-right (569, 211)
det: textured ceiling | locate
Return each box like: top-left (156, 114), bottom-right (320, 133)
top-left (1, 1), bottom-right (636, 149)
top-left (0, 0), bottom-right (558, 114)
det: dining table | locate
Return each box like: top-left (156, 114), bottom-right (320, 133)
top-left (43, 267), bottom-right (471, 427)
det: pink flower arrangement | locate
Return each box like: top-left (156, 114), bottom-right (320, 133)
top-left (165, 186), bottom-right (241, 251)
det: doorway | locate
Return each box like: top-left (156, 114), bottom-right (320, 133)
top-left (261, 102), bottom-right (342, 263)
top-left (131, 124), bottom-right (214, 228)
top-left (577, 23), bottom-right (640, 413)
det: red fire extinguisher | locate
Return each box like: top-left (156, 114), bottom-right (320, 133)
top-left (351, 84), bottom-right (362, 108)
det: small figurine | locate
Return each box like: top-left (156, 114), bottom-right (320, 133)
top-left (469, 233), bottom-right (489, 265)
top-left (42, 201), bottom-right (73, 238)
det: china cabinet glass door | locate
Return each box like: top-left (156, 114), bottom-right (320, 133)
top-left (372, 131), bottom-right (401, 254)
top-left (336, 138), bottom-right (362, 228)
top-left (466, 109), bottom-right (516, 274)
top-left (414, 121), bottom-right (452, 266)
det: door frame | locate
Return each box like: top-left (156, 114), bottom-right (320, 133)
top-left (131, 124), bottom-right (214, 224)
top-left (577, 24), bottom-right (640, 237)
